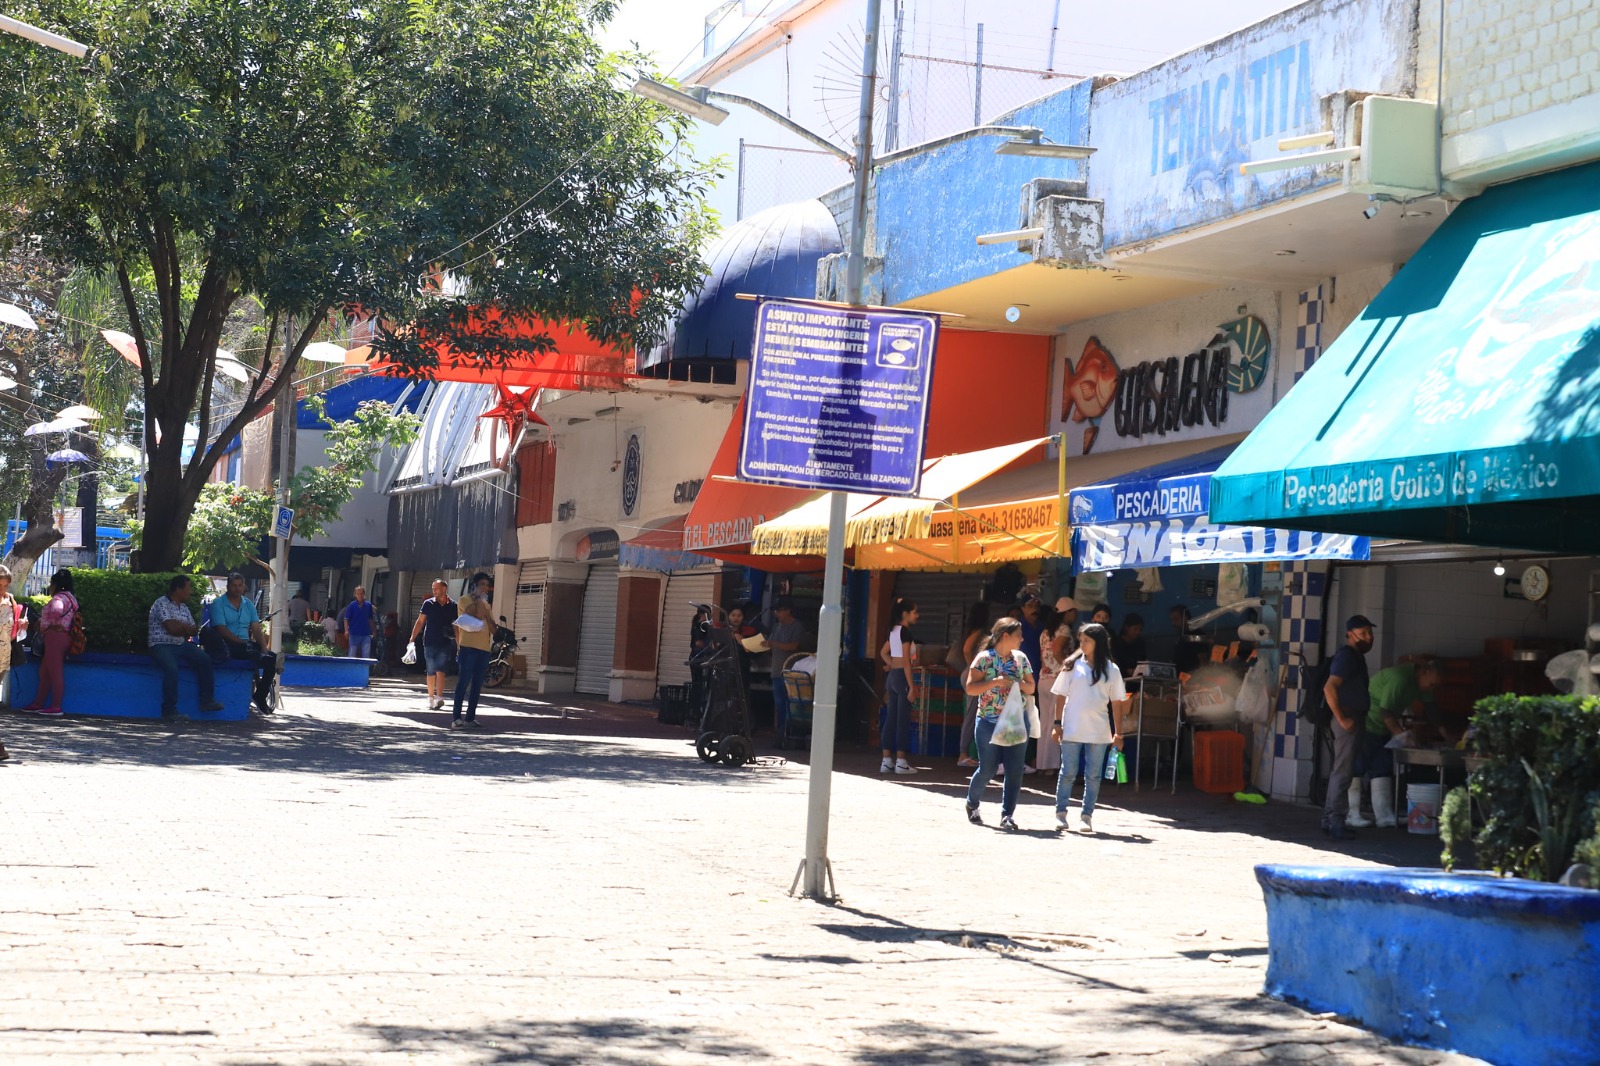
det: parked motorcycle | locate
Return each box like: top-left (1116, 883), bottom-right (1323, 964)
top-left (485, 615), bottom-right (523, 688)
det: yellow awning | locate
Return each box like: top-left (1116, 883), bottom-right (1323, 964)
top-left (857, 434), bottom-right (1248, 571)
top-left (750, 438), bottom-right (1047, 556)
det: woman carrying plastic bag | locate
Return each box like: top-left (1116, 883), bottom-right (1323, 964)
top-left (962, 617), bottom-right (1038, 832)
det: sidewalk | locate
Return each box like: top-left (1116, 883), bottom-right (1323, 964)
top-left (0, 680), bottom-right (1479, 1064)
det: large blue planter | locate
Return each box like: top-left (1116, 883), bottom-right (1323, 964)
top-left (1257, 864), bottom-right (1600, 1065)
top-left (280, 654), bottom-right (372, 688)
top-left (8, 651), bottom-right (254, 721)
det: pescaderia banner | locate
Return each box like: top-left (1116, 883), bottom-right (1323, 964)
top-left (1073, 516), bottom-right (1368, 571)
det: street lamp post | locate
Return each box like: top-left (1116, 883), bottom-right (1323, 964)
top-left (0, 14), bottom-right (89, 58)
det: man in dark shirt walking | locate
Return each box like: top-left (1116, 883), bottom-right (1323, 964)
top-left (1322, 614), bottom-right (1376, 840)
top-left (409, 579), bottom-right (458, 711)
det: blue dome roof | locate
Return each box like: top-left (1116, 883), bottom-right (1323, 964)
top-left (641, 199), bottom-right (843, 369)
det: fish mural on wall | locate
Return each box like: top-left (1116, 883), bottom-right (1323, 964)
top-left (1061, 337), bottom-right (1121, 453)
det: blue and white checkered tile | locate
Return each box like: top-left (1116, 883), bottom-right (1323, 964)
top-left (1294, 285), bottom-right (1324, 383)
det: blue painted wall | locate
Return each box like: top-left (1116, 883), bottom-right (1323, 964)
top-left (876, 80), bottom-right (1093, 304)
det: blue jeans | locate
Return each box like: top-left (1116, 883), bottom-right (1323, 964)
top-left (772, 675), bottom-right (790, 734)
top-left (423, 643), bottom-right (452, 676)
top-left (1057, 741), bottom-right (1111, 817)
top-left (965, 717), bottom-right (1026, 817)
top-left (882, 670), bottom-right (913, 754)
top-left (454, 646), bottom-right (489, 720)
top-left (1358, 729), bottom-right (1395, 779)
top-left (148, 642), bottom-right (216, 715)
top-left (348, 635), bottom-right (373, 659)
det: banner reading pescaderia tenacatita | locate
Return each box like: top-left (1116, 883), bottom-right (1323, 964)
top-left (739, 298), bottom-right (940, 497)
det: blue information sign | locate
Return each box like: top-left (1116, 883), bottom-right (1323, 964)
top-left (272, 505), bottom-right (294, 540)
top-left (739, 298), bottom-right (940, 496)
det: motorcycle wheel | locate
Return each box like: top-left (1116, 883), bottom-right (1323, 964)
top-left (485, 658), bottom-right (511, 687)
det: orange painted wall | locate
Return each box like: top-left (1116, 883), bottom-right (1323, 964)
top-left (924, 329), bottom-right (1052, 460)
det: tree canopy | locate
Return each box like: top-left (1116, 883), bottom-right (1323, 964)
top-left (0, 0), bottom-right (718, 570)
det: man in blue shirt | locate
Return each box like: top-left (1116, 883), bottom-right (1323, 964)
top-left (1321, 614), bottom-right (1376, 840)
top-left (210, 572), bottom-right (279, 715)
top-left (340, 586), bottom-right (378, 659)
top-left (408, 579), bottom-right (458, 711)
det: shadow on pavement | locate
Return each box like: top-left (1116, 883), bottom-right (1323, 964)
top-left (0, 681), bottom-right (786, 788)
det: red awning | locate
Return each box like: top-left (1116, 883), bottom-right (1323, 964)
top-left (685, 397), bottom-right (819, 572)
top-left (376, 309), bottom-right (637, 391)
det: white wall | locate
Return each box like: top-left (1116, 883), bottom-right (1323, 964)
top-left (295, 428), bottom-right (390, 551)
top-left (1330, 558), bottom-right (1592, 665)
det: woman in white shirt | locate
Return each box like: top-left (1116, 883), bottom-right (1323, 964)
top-left (1050, 622), bottom-right (1130, 835)
top-left (877, 598), bottom-right (918, 775)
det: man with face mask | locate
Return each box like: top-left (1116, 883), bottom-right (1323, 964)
top-left (1321, 615), bottom-right (1376, 839)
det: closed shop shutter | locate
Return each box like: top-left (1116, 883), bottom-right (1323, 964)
top-left (892, 571), bottom-right (992, 653)
top-left (575, 562), bottom-right (619, 695)
top-left (656, 570), bottom-right (718, 688)
top-left (513, 561), bottom-right (548, 667)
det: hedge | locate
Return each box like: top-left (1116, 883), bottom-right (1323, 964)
top-left (27, 569), bottom-right (202, 653)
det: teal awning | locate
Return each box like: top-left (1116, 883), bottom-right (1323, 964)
top-left (1211, 161), bottom-right (1600, 553)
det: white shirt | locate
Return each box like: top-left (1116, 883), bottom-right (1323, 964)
top-left (1050, 658), bottom-right (1127, 744)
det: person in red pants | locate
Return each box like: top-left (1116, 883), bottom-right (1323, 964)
top-left (26, 569), bottom-right (77, 715)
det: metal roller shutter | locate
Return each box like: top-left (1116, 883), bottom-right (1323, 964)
top-left (575, 562), bottom-right (619, 695)
top-left (892, 571), bottom-right (992, 652)
top-left (513, 561), bottom-right (547, 667)
top-left (656, 571), bottom-right (718, 688)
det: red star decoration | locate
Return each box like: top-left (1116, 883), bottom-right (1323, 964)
top-left (478, 385), bottom-right (544, 467)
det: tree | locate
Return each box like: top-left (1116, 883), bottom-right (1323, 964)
top-left (0, 0), bottom-right (717, 571)
top-left (183, 397), bottom-right (421, 572)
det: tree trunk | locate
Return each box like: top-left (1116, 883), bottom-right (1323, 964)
top-left (3, 447), bottom-right (68, 590)
top-left (133, 452), bottom-right (197, 573)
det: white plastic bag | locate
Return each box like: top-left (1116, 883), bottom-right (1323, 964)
top-left (992, 682), bottom-right (1030, 747)
top-left (454, 613), bottom-right (486, 633)
top-left (1025, 692), bottom-right (1042, 740)
top-left (1236, 657), bottom-right (1271, 725)
top-left (401, 641), bottom-right (418, 666)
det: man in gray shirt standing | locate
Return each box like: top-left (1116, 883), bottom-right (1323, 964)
top-left (766, 597), bottom-right (809, 736)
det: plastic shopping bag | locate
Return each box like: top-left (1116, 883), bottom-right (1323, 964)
top-left (992, 683), bottom-right (1030, 747)
top-left (1236, 657), bottom-right (1271, 725)
top-left (401, 641), bottom-right (418, 666)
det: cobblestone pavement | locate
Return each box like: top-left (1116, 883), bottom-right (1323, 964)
top-left (0, 681), bottom-right (1481, 1065)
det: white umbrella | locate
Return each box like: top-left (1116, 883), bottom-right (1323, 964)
top-left (56, 404), bottom-right (103, 421)
top-left (0, 303), bottom-right (37, 330)
top-left (0, 377), bottom-right (16, 391)
top-left (105, 441), bottom-right (142, 460)
top-left (300, 341), bottom-right (348, 363)
top-left (23, 416), bottom-right (88, 436)
top-left (213, 357), bottom-right (249, 383)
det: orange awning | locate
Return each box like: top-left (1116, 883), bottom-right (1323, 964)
top-left (685, 397), bottom-right (819, 572)
top-left (375, 309), bottom-right (637, 391)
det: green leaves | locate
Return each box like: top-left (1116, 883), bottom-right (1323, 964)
top-left (1468, 694), bottom-right (1600, 881)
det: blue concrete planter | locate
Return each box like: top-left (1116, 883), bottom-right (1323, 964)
top-left (8, 651), bottom-right (254, 721)
top-left (280, 654), bottom-right (371, 689)
top-left (1257, 864), bottom-right (1600, 1066)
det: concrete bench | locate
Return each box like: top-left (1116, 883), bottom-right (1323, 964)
top-left (8, 651), bottom-right (255, 721)
top-left (280, 655), bottom-right (372, 689)
top-left (1256, 863), bottom-right (1600, 1066)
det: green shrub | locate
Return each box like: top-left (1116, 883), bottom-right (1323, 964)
top-left (295, 639), bottom-right (333, 657)
top-left (39, 569), bottom-right (202, 652)
top-left (1468, 694), bottom-right (1600, 881)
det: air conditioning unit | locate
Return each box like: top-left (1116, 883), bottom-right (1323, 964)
top-left (1343, 94), bottom-right (1439, 199)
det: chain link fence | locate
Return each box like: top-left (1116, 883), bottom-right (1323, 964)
top-left (736, 142), bottom-right (852, 221)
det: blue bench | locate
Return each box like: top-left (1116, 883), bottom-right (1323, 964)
top-left (8, 651), bottom-right (255, 721)
top-left (1257, 864), bottom-right (1600, 1066)
top-left (280, 655), bottom-right (372, 689)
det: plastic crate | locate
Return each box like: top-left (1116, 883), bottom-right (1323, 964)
top-left (657, 684), bottom-right (690, 725)
top-left (1192, 729), bottom-right (1245, 794)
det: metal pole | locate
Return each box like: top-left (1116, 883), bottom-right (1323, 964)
top-left (885, 2), bottom-right (904, 153)
top-left (974, 24), bottom-right (985, 127)
top-left (0, 14), bottom-right (89, 58)
top-left (269, 336), bottom-right (296, 705)
top-left (802, 0), bottom-right (883, 904)
top-left (1047, 0), bottom-right (1062, 72)
top-left (736, 137), bottom-right (747, 221)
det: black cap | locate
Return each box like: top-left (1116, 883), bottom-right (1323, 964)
top-left (772, 596), bottom-right (794, 611)
top-left (1346, 614), bottom-right (1377, 631)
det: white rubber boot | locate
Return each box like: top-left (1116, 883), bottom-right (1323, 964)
top-left (1371, 777), bottom-right (1398, 828)
top-left (1346, 780), bottom-right (1374, 828)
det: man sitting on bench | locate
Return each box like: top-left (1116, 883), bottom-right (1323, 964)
top-left (209, 572), bottom-right (279, 715)
top-left (148, 576), bottom-right (224, 717)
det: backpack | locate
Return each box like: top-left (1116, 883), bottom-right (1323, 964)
top-left (1300, 655), bottom-right (1335, 727)
top-left (62, 592), bottom-right (86, 657)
